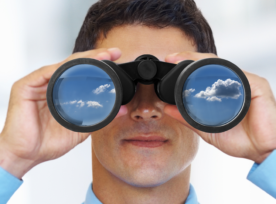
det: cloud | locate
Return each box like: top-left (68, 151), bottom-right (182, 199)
top-left (93, 84), bottom-right (111, 94)
top-left (60, 100), bottom-right (103, 108)
top-left (206, 96), bottom-right (221, 102)
top-left (183, 88), bottom-right (195, 97)
top-left (76, 100), bottom-right (85, 107)
top-left (86, 101), bottom-right (103, 108)
top-left (60, 100), bottom-right (77, 105)
top-left (194, 79), bottom-right (242, 102)
top-left (109, 88), bottom-right (115, 94)
top-left (70, 100), bottom-right (77, 104)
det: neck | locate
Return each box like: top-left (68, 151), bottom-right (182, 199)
top-left (92, 147), bottom-right (191, 204)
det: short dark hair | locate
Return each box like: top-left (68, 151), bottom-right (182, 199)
top-left (73, 0), bottom-right (217, 55)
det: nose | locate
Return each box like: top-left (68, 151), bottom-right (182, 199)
top-left (129, 83), bottom-right (163, 122)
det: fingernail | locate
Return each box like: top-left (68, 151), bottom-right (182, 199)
top-left (96, 52), bottom-right (110, 60)
top-left (107, 47), bottom-right (120, 52)
top-left (115, 105), bottom-right (128, 118)
top-left (167, 52), bottom-right (179, 57)
top-left (96, 52), bottom-right (109, 57)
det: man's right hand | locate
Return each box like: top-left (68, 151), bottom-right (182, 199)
top-left (0, 48), bottom-right (122, 179)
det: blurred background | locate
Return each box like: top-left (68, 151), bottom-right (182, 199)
top-left (0, 0), bottom-right (275, 203)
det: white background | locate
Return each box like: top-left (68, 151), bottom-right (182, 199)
top-left (0, 0), bottom-right (275, 203)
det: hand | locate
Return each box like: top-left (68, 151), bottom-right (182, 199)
top-left (164, 51), bottom-right (276, 164)
top-left (0, 47), bottom-right (122, 179)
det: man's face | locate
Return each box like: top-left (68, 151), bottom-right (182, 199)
top-left (92, 25), bottom-right (199, 187)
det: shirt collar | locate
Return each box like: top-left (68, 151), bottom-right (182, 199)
top-left (84, 183), bottom-right (199, 204)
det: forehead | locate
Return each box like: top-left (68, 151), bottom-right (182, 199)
top-left (95, 24), bottom-right (197, 63)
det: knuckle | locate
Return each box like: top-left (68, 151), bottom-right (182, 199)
top-left (11, 80), bottom-right (20, 90)
top-left (260, 77), bottom-right (269, 86)
top-left (39, 65), bottom-right (48, 71)
top-left (258, 76), bottom-right (270, 89)
top-left (11, 81), bottom-right (22, 96)
top-left (253, 76), bottom-right (272, 97)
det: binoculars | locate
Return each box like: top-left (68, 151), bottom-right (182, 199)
top-left (46, 54), bottom-right (251, 133)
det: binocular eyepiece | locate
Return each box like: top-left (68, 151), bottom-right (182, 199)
top-left (46, 54), bottom-right (251, 133)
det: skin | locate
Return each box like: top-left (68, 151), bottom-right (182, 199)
top-left (92, 25), bottom-right (199, 204)
top-left (0, 24), bottom-right (275, 204)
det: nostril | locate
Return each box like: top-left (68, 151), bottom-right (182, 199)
top-left (135, 116), bottom-right (141, 120)
top-left (134, 115), bottom-right (158, 120)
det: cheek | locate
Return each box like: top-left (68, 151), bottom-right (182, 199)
top-left (176, 127), bottom-right (200, 168)
top-left (92, 105), bottom-right (127, 159)
top-left (92, 130), bottom-right (116, 170)
top-left (91, 123), bottom-right (122, 167)
top-left (92, 127), bottom-right (113, 156)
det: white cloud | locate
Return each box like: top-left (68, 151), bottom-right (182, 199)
top-left (93, 84), bottom-right (111, 94)
top-left (77, 100), bottom-right (85, 107)
top-left (109, 88), bottom-right (115, 94)
top-left (70, 100), bottom-right (77, 104)
top-left (59, 99), bottom-right (103, 108)
top-left (194, 78), bottom-right (242, 101)
top-left (86, 101), bottom-right (103, 108)
top-left (183, 88), bottom-right (195, 97)
top-left (60, 100), bottom-right (77, 106)
top-left (206, 96), bottom-right (222, 102)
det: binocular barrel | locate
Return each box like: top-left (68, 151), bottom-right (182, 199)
top-left (46, 54), bottom-right (251, 133)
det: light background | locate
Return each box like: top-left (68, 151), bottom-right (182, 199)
top-left (0, 0), bottom-right (275, 203)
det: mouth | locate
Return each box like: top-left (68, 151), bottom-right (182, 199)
top-left (122, 135), bottom-right (169, 148)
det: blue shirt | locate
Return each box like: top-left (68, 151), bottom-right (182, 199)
top-left (1, 149), bottom-right (276, 204)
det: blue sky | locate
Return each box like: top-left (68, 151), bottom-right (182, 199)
top-left (53, 64), bottom-right (116, 126)
top-left (182, 64), bottom-right (244, 127)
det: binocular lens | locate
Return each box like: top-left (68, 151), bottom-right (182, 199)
top-left (53, 64), bottom-right (117, 126)
top-left (182, 64), bottom-right (244, 127)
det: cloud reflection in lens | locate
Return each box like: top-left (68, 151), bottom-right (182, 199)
top-left (182, 64), bottom-right (245, 127)
top-left (53, 64), bottom-right (116, 126)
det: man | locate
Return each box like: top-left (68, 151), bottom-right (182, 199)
top-left (0, 0), bottom-right (276, 203)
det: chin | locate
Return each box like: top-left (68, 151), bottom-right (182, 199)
top-left (124, 177), bottom-right (169, 188)
top-left (120, 167), bottom-right (175, 188)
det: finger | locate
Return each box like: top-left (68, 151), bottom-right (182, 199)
top-left (16, 48), bottom-right (122, 88)
top-left (71, 47), bottom-right (121, 62)
top-left (164, 103), bottom-right (221, 144)
top-left (165, 51), bottom-right (218, 64)
top-left (163, 104), bottom-right (202, 135)
top-left (240, 69), bottom-right (275, 101)
top-left (165, 51), bottom-right (274, 101)
top-left (77, 132), bottom-right (91, 144)
top-left (114, 105), bottom-right (128, 119)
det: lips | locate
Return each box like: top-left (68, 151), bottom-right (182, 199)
top-left (123, 135), bottom-right (168, 148)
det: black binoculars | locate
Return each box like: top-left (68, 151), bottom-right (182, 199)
top-left (46, 54), bottom-right (251, 133)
